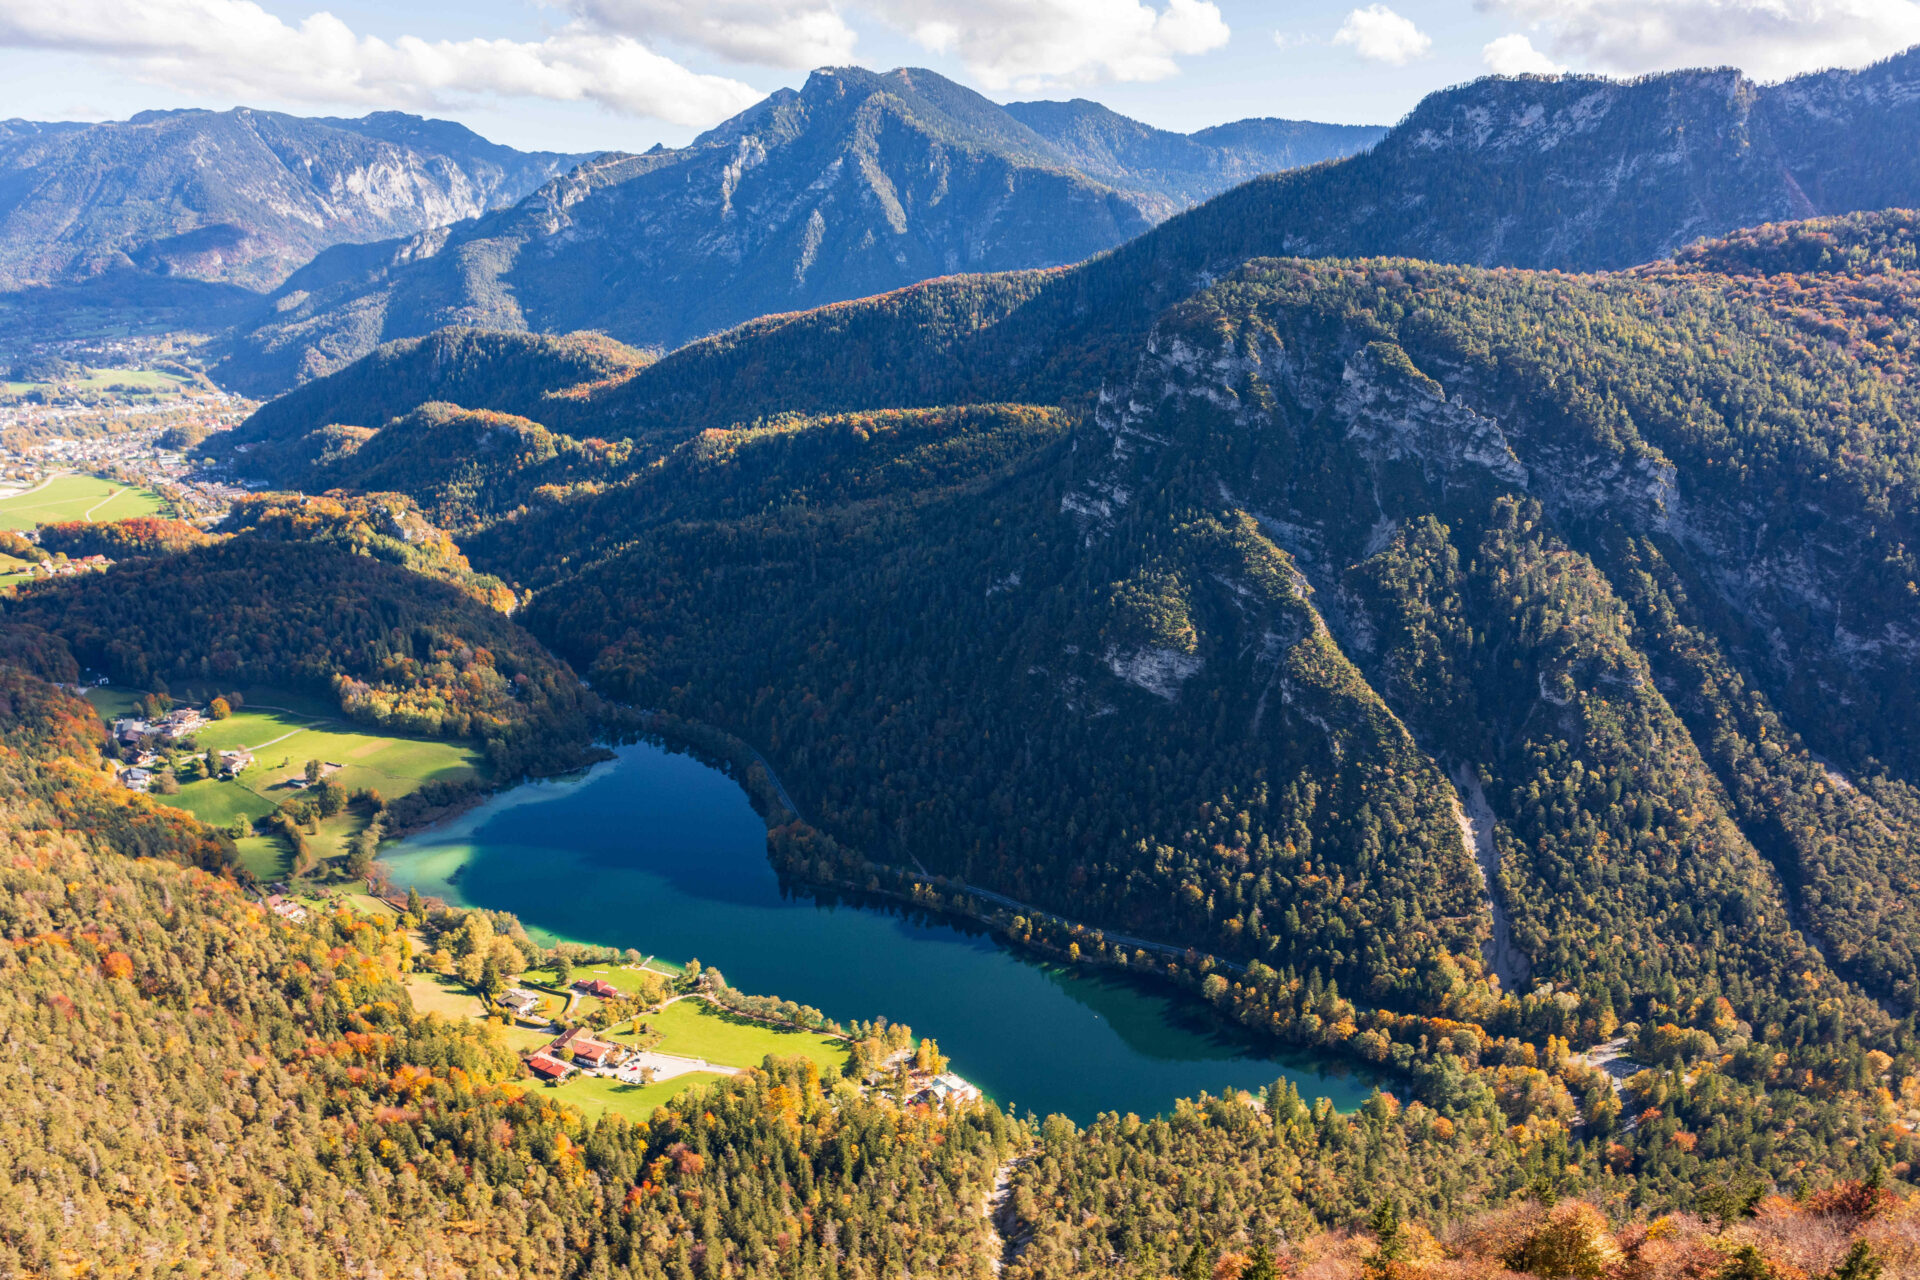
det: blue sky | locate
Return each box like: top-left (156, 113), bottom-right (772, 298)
top-left (2, 0), bottom-right (1917, 153)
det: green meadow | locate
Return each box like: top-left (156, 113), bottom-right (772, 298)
top-left (0, 474), bottom-right (166, 530)
top-left (2, 367), bottom-right (192, 397)
top-left (87, 685), bottom-right (486, 880)
top-left (546, 1072), bottom-right (726, 1124)
top-left (620, 998), bottom-right (849, 1075)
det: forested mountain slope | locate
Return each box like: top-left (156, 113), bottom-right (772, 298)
top-left (0, 107), bottom-right (583, 292)
top-left (19, 219), bottom-right (1920, 1269)
top-left (214, 67), bottom-right (1377, 393)
top-left (220, 327), bottom-right (652, 480)
top-left (1, 533), bottom-right (608, 777)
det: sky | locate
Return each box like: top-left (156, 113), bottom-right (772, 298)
top-left (2, 0), bottom-right (1919, 154)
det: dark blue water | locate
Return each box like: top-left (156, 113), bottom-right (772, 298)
top-left (382, 740), bottom-right (1377, 1121)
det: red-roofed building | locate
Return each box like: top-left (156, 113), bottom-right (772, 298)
top-left (552, 1027), bottom-right (623, 1069)
top-left (572, 1038), bottom-right (620, 1069)
top-left (575, 978), bottom-right (620, 999)
top-left (527, 1053), bottom-right (571, 1080)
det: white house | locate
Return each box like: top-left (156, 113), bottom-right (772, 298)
top-left (499, 988), bottom-right (544, 1019)
top-left (923, 1073), bottom-right (982, 1105)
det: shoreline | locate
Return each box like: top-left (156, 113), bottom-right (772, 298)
top-left (380, 722), bottom-right (1394, 1108)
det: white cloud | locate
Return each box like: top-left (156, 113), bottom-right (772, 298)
top-left (1481, 0), bottom-right (1920, 81)
top-left (864, 0), bottom-right (1230, 90)
top-left (566, 0), bottom-right (858, 71)
top-left (1482, 32), bottom-right (1566, 74)
top-left (1333, 4), bottom-right (1432, 65)
top-left (0, 0), bottom-right (763, 125)
top-left (0, 0), bottom-right (1243, 126)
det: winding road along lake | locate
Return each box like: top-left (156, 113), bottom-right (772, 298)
top-left (382, 741), bottom-right (1377, 1122)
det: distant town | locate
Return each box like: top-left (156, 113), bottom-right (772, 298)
top-left (0, 335), bottom-right (258, 524)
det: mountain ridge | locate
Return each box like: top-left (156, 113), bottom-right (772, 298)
top-left (0, 106), bottom-right (587, 294)
top-left (213, 67), bottom-right (1385, 393)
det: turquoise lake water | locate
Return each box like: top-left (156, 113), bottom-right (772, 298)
top-left (381, 740), bottom-right (1377, 1122)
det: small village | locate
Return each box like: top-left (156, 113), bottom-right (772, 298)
top-left (236, 865), bottom-right (990, 1125)
top-left (110, 705), bottom-right (229, 790)
top-left (507, 972), bottom-right (985, 1110)
top-left (20, 552), bottom-right (112, 579)
top-left (1, 339), bottom-right (259, 522)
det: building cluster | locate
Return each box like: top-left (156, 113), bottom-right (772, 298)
top-left (499, 987), bottom-right (544, 1019)
top-left (113, 706), bottom-right (206, 747)
top-left (917, 1073), bottom-right (982, 1106)
top-left (21, 553), bottom-right (111, 578)
top-left (527, 1026), bottom-right (629, 1082)
top-left (262, 894), bottom-right (310, 924)
top-left (111, 706), bottom-right (251, 790)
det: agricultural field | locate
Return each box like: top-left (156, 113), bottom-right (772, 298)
top-left (86, 685), bottom-right (487, 880)
top-left (0, 473), bottom-right (166, 530)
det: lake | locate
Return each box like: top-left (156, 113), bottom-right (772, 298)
top-left (381, 740), bottom-right (1379, 1122)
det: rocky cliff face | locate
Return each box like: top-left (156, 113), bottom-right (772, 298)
top-left (0, 108), bottom-right (584, 292)
top-left (1263, 51), bottom-right (1920, 269)
top-left (1041, 239), bottom-right (1920, 1008)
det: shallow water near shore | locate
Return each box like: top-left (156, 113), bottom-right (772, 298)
top-left (382, 740), bottom-right (1378, 1122)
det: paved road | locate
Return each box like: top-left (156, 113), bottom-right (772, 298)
top-left (80, 487), bottom-right (128, 523)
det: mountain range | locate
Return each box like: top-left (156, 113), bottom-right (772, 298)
top-left (212, 67), bottom-right (1383, 391)
top-left (212, 41), bottom-right (1920, 1040)
top-left (10, 45), bottom-right (1920, 1275)
top-left (0, 107), bottom-right (586, 293)
top-left (222, 204), bottom-right (1920, 1016)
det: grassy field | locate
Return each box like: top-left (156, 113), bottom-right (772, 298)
top-left (498, 1024), bottom-right (556, 1054)
top-left (2, 367), bottom-right (192, 397)
top-left (0, 551), bottom-right (37, 591)
top-left (86, 685), bottom-right (486, 880)
top-left (0, 474), bottom-right (166, 530)
top-left (546, 1072), bottom-right (726, 1124)
top-left (404, 972), bottom-right (484, 1020)
top-left (627, 998), bottom-right (849, 1074)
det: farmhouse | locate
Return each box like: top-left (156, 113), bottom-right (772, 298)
top-left (156, 708), bottom-right (206, 740)
top-left (552, 1027), bottom-right (624, 1069)
top-left (112, 718), bottom-right (150, 746)
top-left (526, 1053), bottom-right (572, 1081)
top-left (218, 749), bottom-right (254, 777)
top-left (919, 1073), bottom-right (982, 1106)
top-left (263, 895), bottom-right (309, 923)
top-left (499, 988), bottom-right (544, 1019)
top-left (574, 978), bottom-right (620, 999)
top-left (118, 766), bottom-right (151, 792)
